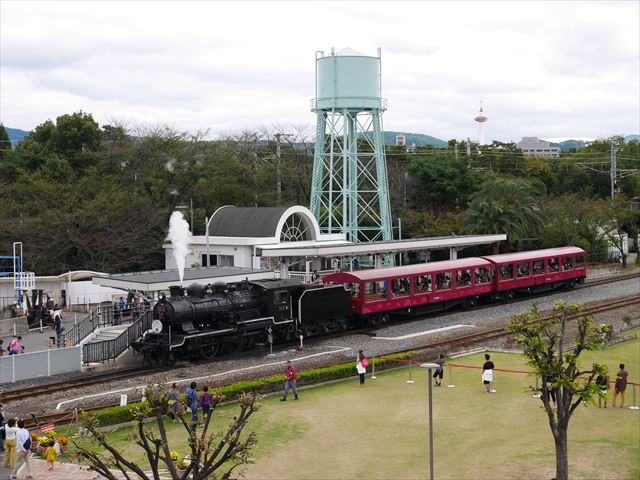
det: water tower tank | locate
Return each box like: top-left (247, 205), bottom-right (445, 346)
top-left (314, 47), bottom-right (385, 111)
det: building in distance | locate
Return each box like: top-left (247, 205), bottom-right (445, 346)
top-left (516, 137), bottom-right (561, 158)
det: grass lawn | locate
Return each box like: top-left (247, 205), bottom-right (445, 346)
top-left (71, 330), bottom-right (640, 480)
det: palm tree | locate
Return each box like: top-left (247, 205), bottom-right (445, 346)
top-left (462, 177), bottom-right (542, 252)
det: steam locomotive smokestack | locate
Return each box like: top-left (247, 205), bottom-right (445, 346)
top-left (169, 285), bottom-right (183, 298)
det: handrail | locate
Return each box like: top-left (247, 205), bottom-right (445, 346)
top-left (82, 310), bottom-right (151, 364)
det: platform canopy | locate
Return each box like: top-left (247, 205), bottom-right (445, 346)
top-left (93, 266), bottom-right (274, 292)
top-left (255, 234), bottom-right (507, 258)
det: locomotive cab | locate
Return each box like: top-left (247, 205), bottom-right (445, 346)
top-left (250, 279), bottom-right (304, 322)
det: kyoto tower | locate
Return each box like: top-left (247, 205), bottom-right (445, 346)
top-left (474, 101), bottom-right (488, 145)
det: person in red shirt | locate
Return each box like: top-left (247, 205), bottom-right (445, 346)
top-left (281, 360), bottom-right (299, 401)
top-left (612, 363), bottom-right (629, 408)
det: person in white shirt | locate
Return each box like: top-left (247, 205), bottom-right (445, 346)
top-left (3, 418), bottom-right (19, 469)
top-left (10, 419), bottom-right (32, 479)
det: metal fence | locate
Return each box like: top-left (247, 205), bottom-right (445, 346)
top-left (57, 305), bottom-right (114, 347)
top-left (82, 310), bottom-right (152, 364)
top-left (0, 346), bottom-right (81, 383)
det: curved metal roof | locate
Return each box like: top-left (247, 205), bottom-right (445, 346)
top-left (323, 257), bottom-right (491, 283)
top-left (480, 247), bottom-right (586, 264)
top-left (208, 206), bottom-right (289, 237)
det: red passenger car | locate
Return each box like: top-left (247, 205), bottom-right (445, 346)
top-left (322, 257), bottom-right (494, 324)
top-left (481, 246), bottom-right (587, 298)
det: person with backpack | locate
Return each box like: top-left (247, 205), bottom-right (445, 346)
top-left (356, 350), bottom-right (368, 387)
top-left (184, 382), bottom-right (199, 425)
top-left (11, 419), bottom-right (32, 479)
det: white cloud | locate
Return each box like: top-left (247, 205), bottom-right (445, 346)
top-left (1, 1), bottom-right (638, 142)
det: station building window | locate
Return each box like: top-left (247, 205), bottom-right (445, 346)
top-left (517, 262), bottom-right (531, 278)
top-left (456, 269), bottom-right (472, 287)
top-left (415, 275), bottom-right (432, 293)
top-left (218, 255), bottom-right (234, 267)
top-left (201, 254), bottom-right (217, 266)
top-left (435, 272), bottom-right (453, 290)
top-left (475, 267), bottom-right (491, 284)
top-left (563, 257), bottom-right (573, 271)
top-left (533, 260), bottom-right (545, 275)
top-left (499, 264), bottom-right (514, 281)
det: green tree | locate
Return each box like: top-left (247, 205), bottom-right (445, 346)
top-left (75, 385), bottom-right (259, 480)
top-left (0, 124), bottom-right (11, 160)
top-left (461, 177), bottom-right (542, 252)
top-left (508, 301), bottom-right (609, 480)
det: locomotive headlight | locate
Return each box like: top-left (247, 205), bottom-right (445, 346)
top-left (151, 320), bottom-right (163, 333)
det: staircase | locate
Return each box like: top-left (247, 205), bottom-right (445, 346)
top-left (82, 311), bottom-right (152, 364)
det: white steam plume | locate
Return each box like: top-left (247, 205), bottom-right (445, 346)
top-left (168, 211), bottom-right (192, 286)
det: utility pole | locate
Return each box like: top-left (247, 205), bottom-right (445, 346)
top-left (274, 133), bottom-right (293, 207)
top-left (610, 142), bottom-right (617, 202)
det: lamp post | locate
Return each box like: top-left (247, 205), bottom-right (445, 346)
top-left (420, 362), bottom-right (440, 480)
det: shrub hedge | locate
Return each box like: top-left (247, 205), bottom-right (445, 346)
top-left (91, 352), bottom-right (419, 426)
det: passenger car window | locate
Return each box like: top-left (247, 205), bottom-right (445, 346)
top-left (533, 260), bottom-right (545, 275)
top-left (517, 262), bottom-right (530, 277)
top-left (435, 272), bottom-right (453, 290)
top-left (475, 267), bottom-right (491, 284)
top-left (576, 255), bottom-right (584, 268)
top-left (548, 257), bottom-right (560, 272)
top-left (563, 257), bottom-right (573, 270)
top-left (415, 275), bottom-right (432, 293)
top-left (499, 264), bottom-right (514, 281)
top-left (456, 269), bottom-right (472, 287)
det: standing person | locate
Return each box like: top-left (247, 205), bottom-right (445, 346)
top-left (544, 374), bottom-right (557, 408)
top-left (0, 406), bottom-right (4, 453)
top-left (3, 418), bottom-right (18, 468)
top-left (53, 304), bottom-right (63, 337)
top-left (482, 353), bottom-right (495, 393)
top-left (201, 386), bottom-right (212, 418)
top-left (45, 439), bottom-right (57, 470)
top-left (167, 383), bottom-right (180, 419)
top-left (11, 419), bottom-right (32, 480)
top-left (596, 370), bottom-right (609, 408)
top-left (433, 354), bottom-right (445, 387)
top-left (280, 360), bottom-right (299, 401)
top-left (311, 270), bottom-right (320, 283)
top-left (0, 338), bottom-right (4, 357)
top-left (612, 363), bottom-right (629, 408)
top-left (356, 350), bottom-right (368, 387)
top-left (184, 382), bottom-right (199, 424)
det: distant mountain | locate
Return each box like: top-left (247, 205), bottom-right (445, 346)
top-left (625, 134), bottom-right (640, 141)
top-left (546, 139), bottom-right (592, 153)
top-left (5, 127), bottom-right (29, 147)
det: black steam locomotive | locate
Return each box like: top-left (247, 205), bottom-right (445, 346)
top-left (132, 279), bottom-right (351, 364)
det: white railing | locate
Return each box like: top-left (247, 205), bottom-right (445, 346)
top-left (287, 269), bottom-right (338, 284)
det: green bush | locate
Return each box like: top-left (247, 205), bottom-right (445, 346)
top-left (88, 352), bottom-right (417, 426)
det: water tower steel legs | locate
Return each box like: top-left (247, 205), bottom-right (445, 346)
top-left (310, 109), bottom-right (392, 243)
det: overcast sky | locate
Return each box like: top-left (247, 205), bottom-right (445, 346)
top-left (1, 1), bottom-right (638, 142)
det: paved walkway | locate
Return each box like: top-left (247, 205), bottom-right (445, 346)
top-left (1, 457), bottom-right (103, 479)
top-left (0, 454), bottom-right (174, 479)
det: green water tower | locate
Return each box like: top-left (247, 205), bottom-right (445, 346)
top-left (310, 47), bottom-right (393, 243)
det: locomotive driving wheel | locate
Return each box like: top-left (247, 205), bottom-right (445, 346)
top-left (200, 342), bottom-right (221, 360)
top-left (161, 351), bottom-right (176, 366)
